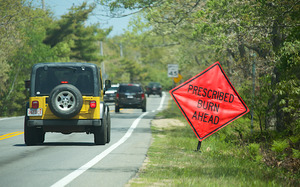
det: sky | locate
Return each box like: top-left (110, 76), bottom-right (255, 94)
top-left (41, 0), bottom-right (134, 37)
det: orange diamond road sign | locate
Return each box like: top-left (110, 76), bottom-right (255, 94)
top-left (173, 73), bottom-right (182, 84)
top-left (169, 61), bottom-right (249, 141)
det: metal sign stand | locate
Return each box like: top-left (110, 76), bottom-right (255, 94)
top-left (195, 141), bottom-right (202, 152)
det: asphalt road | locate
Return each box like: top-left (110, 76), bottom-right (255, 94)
top-left (0, 92), bottom-right (168, 187)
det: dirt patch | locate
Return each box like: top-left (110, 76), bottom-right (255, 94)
top-left (151, 118), bottom-right (186, 129)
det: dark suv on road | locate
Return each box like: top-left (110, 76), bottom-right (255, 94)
top-left (115, 83), bottom-right (146, 112)
top-left (24, 62), bottom-right (111, 145)
top-left (145, 82), bottom-right (162, 97)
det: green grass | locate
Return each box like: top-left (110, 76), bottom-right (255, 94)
top-left (127, 100), bottom-right (297, 186)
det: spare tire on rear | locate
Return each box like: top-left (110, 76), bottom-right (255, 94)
top-left (49, 84), bottom-right (83, 119)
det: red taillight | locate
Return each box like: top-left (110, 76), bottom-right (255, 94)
top-left (32, 101), bottom-right (39, 108)
top-left (61, 81), bottom-right (68, 84)
top-left (90, 100), bottom-right (96, 109)
top-left (141, 93), bottom-right (145, 99)
top-left (116, 93), bottom-right (119, 99)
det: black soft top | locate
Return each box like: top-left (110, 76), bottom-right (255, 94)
top-left (30, 62), bottom-right (101, 97)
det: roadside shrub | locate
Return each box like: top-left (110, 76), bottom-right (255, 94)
top-left (247, 143), bottom-right (263, 162)
top-left (271, 139), bottom-right (289, 153)
top-left (292, 149), bottom-right (300, 159)
top-left (271, 139), bottom-right (289, 160)
top-left (289, 135), bottom-right (299, 144)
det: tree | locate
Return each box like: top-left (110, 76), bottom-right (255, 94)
top-left (0, 0), bottom-right (50, 115)
top-left (43, 2), bottom-right (95, 47)
top-left (43, 2), bottom-right (110, 62)
top-left (0, 7), bottom-right (58, 116)
top-left (0, 0), bottom-right (30, 100)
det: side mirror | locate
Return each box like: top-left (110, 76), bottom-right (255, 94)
top-left (25, 80), bottom-right (30, 91)
top-left (105, 80), bottom-right (111, 89)
top-left (104, 80), bottom-right (111, 94)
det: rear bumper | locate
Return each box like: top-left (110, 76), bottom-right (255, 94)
top-left (28, 119), bottom-right (101, 127)
top-left (147, 90), bottom-right (161, 95)
top-left (118, 104), bottom-right (142, 108)
top-left (116, 100), bottom-right (145, 108)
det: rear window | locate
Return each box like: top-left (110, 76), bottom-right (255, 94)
top-left (119, 85), bottom-right (142, 93)
top-left (34, 66), bottom-right (94, 96)
top-left (148, 82), bottom-right (161, 87)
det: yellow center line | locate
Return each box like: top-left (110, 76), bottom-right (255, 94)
top-left (0, 131), bottom-right (24, 140)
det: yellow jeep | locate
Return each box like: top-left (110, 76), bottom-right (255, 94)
top-left (24, 62), bottom-right (111, 145)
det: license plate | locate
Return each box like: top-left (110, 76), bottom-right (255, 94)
top-left (27, 108), bottom-right (43, 116)
top-left (127, 95), bottom-right (134, 98)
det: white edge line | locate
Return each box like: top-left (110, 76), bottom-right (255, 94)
top-left (157, 92), bottom-right (166, 111)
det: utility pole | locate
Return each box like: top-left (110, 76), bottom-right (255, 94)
top-left (100, 41), bottom-right (107, 80)
top-left (100, 41), bottom-right (104, 56)
top-left (120, 43), bottom-right (123, 57)
top-left (251, 52), bottom-right (256, 134)
top-left (42, 0), bottom-right (45, 11)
